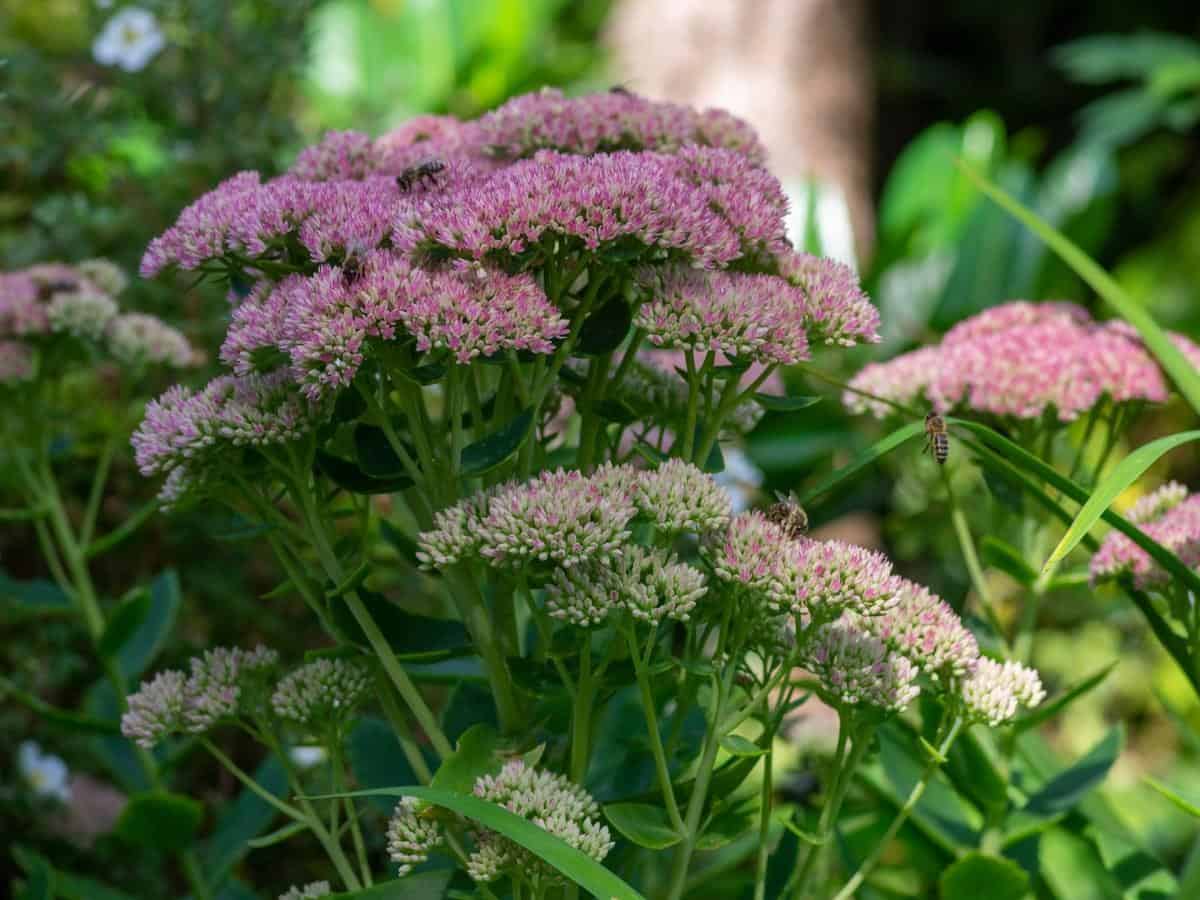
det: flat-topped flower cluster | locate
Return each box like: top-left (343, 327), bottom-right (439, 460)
top-left (845, 300), bottom-right (1200, 422)
top-left (0, 260), bottom-right (193, 384)
top-left (133, 88), bottom-right (879, 504)
top-left (419, 461), bottom-right (1041, 721)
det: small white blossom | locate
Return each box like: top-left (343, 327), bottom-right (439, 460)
top-left (18, 741), bottom-right (71, 803)
top-left (93, 7), bottom-right (166, 72)
top-left (288, 746), bottom-right (328, 769)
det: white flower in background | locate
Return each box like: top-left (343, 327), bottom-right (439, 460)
top-left (93, 7), bottom-right (166, 72)
top-left (18, 741), bottom-right (72, 803)
top-left (289, 745), bottom-right (328, 770)
top-left (713, 445), bottom-right (764, 513)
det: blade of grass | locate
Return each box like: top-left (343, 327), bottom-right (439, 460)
top-left (799, 421), bottom-right (925, 506)
top-left (306, 786), bottom-right (646, 900)
top-left (1040, 430), bottom-right (1200, 577)
top-left (956, 159), bottom-right (1200, 416)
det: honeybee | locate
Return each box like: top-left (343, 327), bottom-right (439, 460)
top-left (396, 158), bottom-right (446, 192)
top-left (765, 490), bottom-right (809, 539)
top-left (342, 254), bottom-right (363, 286)
top-left (924, 412), bottom-right (949, 465)
top-left (609, 84), bottom-right (634, 96)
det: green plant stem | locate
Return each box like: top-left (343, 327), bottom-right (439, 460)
top-left (21, 448), bottom-right (213, 900)
top-left (788, 719), bottom-right (871, 899)
top-left (752, 744), bottom-right (774, 900)
top-left (625, 627), bottom-right (684, 833)
top-left (693, 366), bottom-right (776, 466)
top-left (944, 474), bottom-right (1009, 651)
top-left (832, 718), bottom-right (963, 900)
top-left (663, 663), bottom-right (737, 900)
top-left (376, 674), bottom-right (434, 784)
top-left (569, 638), bottom-right (595, 786)
top-left (293, 477), bottom-right (452, 759)
top-left (1067, 400), bottom-right (1103, 483)
top-left (443, 567), bottom-right (522, 733)
top-left (80, 430), bottom-right (118, 549)
top-left (331, 745), bottom-right (371, 887)
top-left (679, 352), bottom-right (707, 461)
top-left (201, 737), bottom-right (306, 821)
top-left (576, 353), bottom-right (612, 473)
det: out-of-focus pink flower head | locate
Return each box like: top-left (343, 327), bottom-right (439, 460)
top-left (1090, 484), bottom-right (1200, 589)
top-left (845, 300), bottom-right (1183, 423)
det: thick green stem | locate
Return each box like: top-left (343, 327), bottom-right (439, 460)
top-left (376, 674), bottom-right (434, 784)
top-left (663, 664), bottom-right (736, 900)
top-left (294, 478), bottom-right (452, 759)
top-left (753, 745), bottom-right (775, 900)
top-left (569, 638), bottom-right (596, 786)
top-left (788, 719), bottom-right (870, 899)
top-left (945, 475), bottom-right (1009, 651)
top-left (626, 628), bottom-right (684, 833)
top-left (832, 719), bottom-right (963, 900)
top-left (444, 567), bottom-right (522, 734)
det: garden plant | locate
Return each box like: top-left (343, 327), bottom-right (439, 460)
top-left (6, 80), bottom-right (1200, 900)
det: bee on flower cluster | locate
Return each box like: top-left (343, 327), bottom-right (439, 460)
top-left (765, 490), bottom-right (809, 539)
top-left (396, 158), bottom-right (446, 192)
top-left (924, 411), bottom-right (949, 464)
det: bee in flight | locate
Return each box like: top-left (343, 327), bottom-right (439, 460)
top-left (924, 411), bottom-right (949, 465)
top-left (609, 84), bottom-right (635, 96)
top-left (765, 490), bottom-right (809, 539)
top-left (396, 158), bottom-right (446, 192)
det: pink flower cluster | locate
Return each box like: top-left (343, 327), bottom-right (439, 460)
top-left (223, 254), bottom-right (565, 399)
top-left (0, 260), bottom-right (192, 383)
top-left (845, 300), bottom-right (1200, 422)
top-left (862, 579), bottom-right (979, 681)
top-left (476, 87), bottom-right (766, 162)
top-left (393, 148), bottom-right (778, 268)
top-left (634, 267), bottom-right (811, 365)
top-left (777, 251), bottom-right (881, 347)
top-left (132, 371), bottom-right (321, 503)
top-left (802, 616), bottom-right (920, 711)
top-left (1090, 482), bottom-right (1200, 588)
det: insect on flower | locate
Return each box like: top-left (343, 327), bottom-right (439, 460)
top-left (341, 254), bottom-right (363, 285)
top-left (924, 411), bottom-right (949, 464)
top-left (396, 158), bottom-right (446, 192)
top-left (764, 490), bottom-right (809, 538)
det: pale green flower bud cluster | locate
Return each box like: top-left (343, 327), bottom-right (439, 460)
top-left (277, 882), bottom-right (330, 900)
top-left (960, 658), bottom-right (1045, 726)
top-left (387, 796), bottom-right (442, 876)
top-left (547, 544), bottom-right (707, 626)
top-left (271, 657), bottom-right (370, 729)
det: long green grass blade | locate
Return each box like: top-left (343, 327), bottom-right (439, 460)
top-left (1042, 430), bottom-right (1200, 573)
top-left (1144, 777), bottom-right (1200, 819)
top-left (799, 421), bottom-right (925, 506)
top-left (957, 159), bottom-right (1200, 416)
top-left (951, 418), bottom-right (1200, 598)
top-left (307, 786), bottom-right (646, 899)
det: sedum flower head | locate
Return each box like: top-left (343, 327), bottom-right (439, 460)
top-left (634, 267), bottom-right (810, 366)
top-left (546, 544), bottom-right (707, 626)
top-left (271, 658), bottom-right (370, 729)
top-left (394, 149), bottom-right (759, 269)
top-left (1126, 481), bottom-right (1189, 525)
top-left (77, 258), bottom-right (129, 296)
top-left (803, 616), bottom-right (920, 711)
top-left (846, 301), bottom-right (1184, 423)
top-left (703, 511), bottom-right (794, 609)
top-left (473, 466), bottom-right (638, 569)
top-left (635, 458), bottom-right (732, 534)
top-left (132, 372), bottom-right (321, 503)
top-left (106, 313), bottom-right (195, 368)
top-left (387, 796), bottom-right (442, 877)
top-left (47, 289), bottom-right (117, 339)
top-left (863, 579), bottom-right (979, 681)
top-left (278, 883), bottom-right (331, 900)
top-left (1090, 489), bottom-right (1200, 588)
top-left (961, 658), bottom-right (1045, 726)
top-left (780, 538), bottom-right (899, 621)
top-left (120, 669), bottom-right (187, 749)
top-left (777, 250), bottom-right (881, 347)
top-left (416, 488), bottom-right (496, 569)
top-left (121, 645), bottom-right (280, 747)
top-left (467, 761), bottom-right (613, 885)
top-left (476, 87), bottom-right (766, 162)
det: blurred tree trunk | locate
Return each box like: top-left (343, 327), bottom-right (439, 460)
top-left (606, 0), bottom-right (875, 263)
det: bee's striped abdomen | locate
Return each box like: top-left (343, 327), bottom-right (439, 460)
top-left (932, 432), bottom-right (949, 464)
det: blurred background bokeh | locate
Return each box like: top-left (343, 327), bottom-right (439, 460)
top-left (3, 0), bottom-right (1200, 895)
